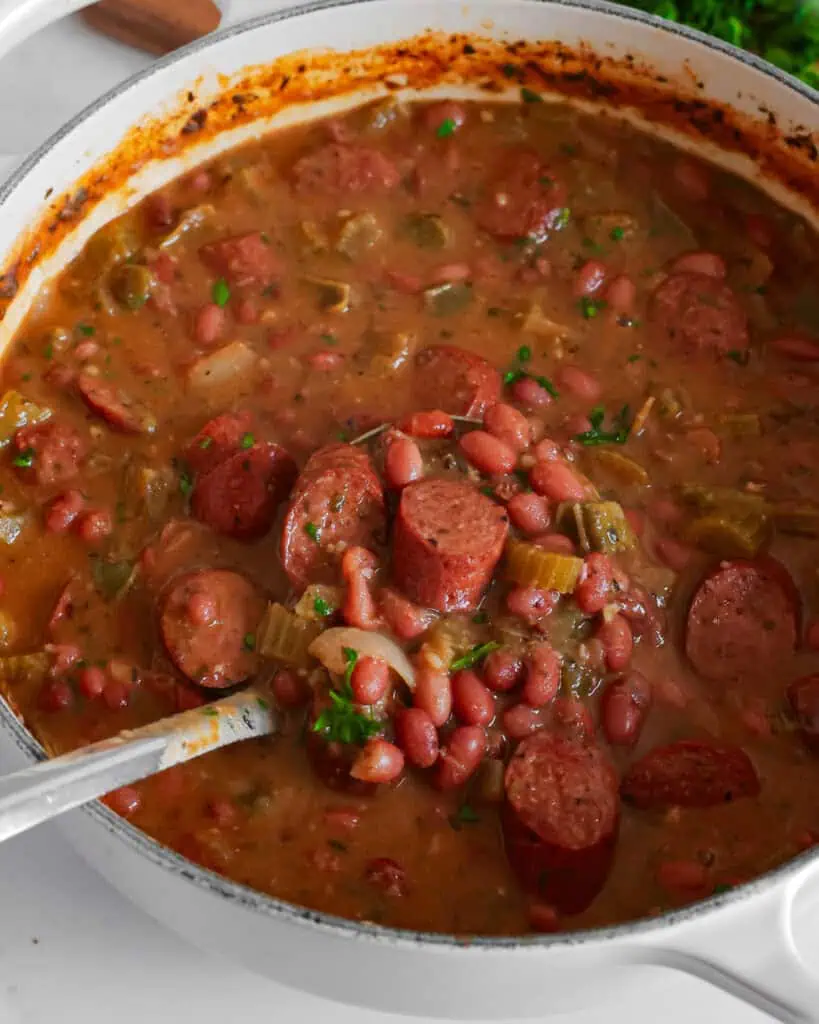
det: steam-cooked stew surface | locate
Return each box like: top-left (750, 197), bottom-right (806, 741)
top-left (4, 95), bottom-right (819, 935)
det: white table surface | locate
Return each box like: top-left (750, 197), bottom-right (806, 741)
top-left (0, 3), bottom-right (781, 1021)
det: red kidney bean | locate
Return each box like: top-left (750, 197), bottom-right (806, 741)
top-left (551, 696), bottom-right (593, 737)
top-left (510, 375), bottom-right (554, 408)
top-left (606, 274), bottom-right (636, 315)
top-left (395, 707), bottom-right (439, 768)
top-left (236, 298), bottom-right (259, 325)
top-left (307, 350), bottom-right (345, 372)
top-left (45, 489), bottom-right (85, 533)
top-left (324, 807), bottom-right (362, 832)
top-left (656, 859), bottom-right (712, 899)
top-left (188, 169), bottom-right (212, 194)
top-left (350, 739), bottom-right (405, 784)
top-left (384, 436), bottom-right (423, 489)
top-left (601, 671), bottom-right (651, 746)
top-left (378, 587), bottom-right (435, 640)
top-left (105, 785), bottom-right (142, 817)
top-left (685, 426), bottom-right (721, 464)
top-left (507, 492), bottom-right (551, 535)
top-left (483, 649), bottom-right (524, 692)
top-left (503, 702), bottom-right (544, 740)
top-left (451, 670), bottom-right (495, 727)
top-left (670, 250), bottom-right (726, 279)
top-left (532, 532), bottom-right (576, 555)
top-left (561, 412), bottom-right (593, 438)
top-left (597, 614), bottom-right (633, 671)
top-left (573, 259), bottom-right (607, 297)
top-left (528, 902), bottom-right (560, 933)
top-left (385, 269), bottom-right (423, 294)
top-left (423, 99), bottom-right (466, 132)
top-left (193, 303), bottom-right (226, 347)
top-left (341, 547), bottom-right (382, 631)
top-left (484, 403), bottom-right (531, 452)
top-left (530, 460), bottom-right (588, 502)
top-left (271, 668), bottom-right (310, 708)
top-left (556, 365), bottom-right (602, 403)
top-left (78, 665), bottom-right (107, 700)
top-left (459, 431), bottom-right (516, 476)
top-left (574, 553), bottom-right (616, 614)
top-left (506, 585), bottom-right (558, 625)
top-left (430, 262), bottom-right (471, 284)
top-left (770, 336), bottom-right (819, 361)
top-left (522, 642), bottom-right (561, 707)
top-left (103, 680), bottom-right (131, 710)
top-left (413, 666), bottom-right (452, 727)
top-left (435, 726), bottom-right (486, 789)
top-left (207, 797), bottom-right (237, 827)
top-left (806, 619), bottom-right (819, 651)
top-left (46, 642), bottom-right (80, 675)
top-left (673, 155), bottom-right (710, 201)
top-left (74, 340), bottom-right (99, 362)
top-left (38, 678), bottom-right (73, 712)
top-left (532, 438), bottom-right (560, 462)
top-left (654, 535), bottom-right (695, 572)
top-left (350, 655), bottom-right (390, 705)
top-left (397, 409), bottom-right (454, 439)
top-left (76, 508), bottom-right (113, 544)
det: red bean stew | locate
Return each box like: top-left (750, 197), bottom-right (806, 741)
top-left (3, 94), bottom-right (819, 936)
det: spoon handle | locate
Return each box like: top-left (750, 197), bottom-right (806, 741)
top-left (0, 687), bottom-right (277, 843)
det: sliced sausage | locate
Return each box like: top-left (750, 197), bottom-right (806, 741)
top-left (413, 345), bottom-right (501, 418)
top-left (191, 442), bottom-right (296, 541)
top-left (392, 478), bottom-right (508, 612)
top-left (291, 143), bottom-right (400, 194)
top-left (78, 373), bottom-right (157, 434)
top-left (503, 732), bottom-right (619, 915)
top-left (160, 570), bottom-right (264, 689)
top-left (185, 411), bottom-right (255, 476)
top-left (199, 232), bottom-right (282, 285)
top-left (650, 272), bottom-right (749, 357)
top-left (280, 444), bottom-right (385, 590)
top-left (787, 674), bottom-right (819, 751)
top-left (621, 739), bottom-right (760, 809)
top-left (475, 149), bottom-right (568, 241)
top-left (13, 421), bottom-right (86, 487)
top-left (685, 558), bottom-right (799, 682)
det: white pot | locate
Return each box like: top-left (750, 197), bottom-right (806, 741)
top-left (1, 1), bottom-right (819, 1020)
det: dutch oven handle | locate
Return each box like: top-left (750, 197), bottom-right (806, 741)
top-left (0, 0), bottom-right (98, 62)
top-left (625, 858), bottom-right (819, 1023)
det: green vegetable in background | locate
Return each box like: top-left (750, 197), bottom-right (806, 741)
top-left (629, 0), bottom-right (819, 87)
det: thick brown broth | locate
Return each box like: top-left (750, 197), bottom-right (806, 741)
top-left (3, 96), bottom-right (819, 936)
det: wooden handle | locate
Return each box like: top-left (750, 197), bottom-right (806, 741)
top-left (81, 0), bottom-right (221, 55)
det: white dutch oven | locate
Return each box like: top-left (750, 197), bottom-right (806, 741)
top-left (0, 1), bottom-right (819, 1020)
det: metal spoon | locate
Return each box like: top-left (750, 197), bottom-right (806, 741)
top-left (0, 685), bottom-right (277, 843)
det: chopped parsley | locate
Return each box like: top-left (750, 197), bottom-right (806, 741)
top-left (504, 368), bottom-right (559, 399)
top-left (12, 448), bottom-right (34, 469)
top-left (610, 225), bottom-right (626, 242)
top-left (449, 802), bottom-right (481, 830)
top-left (201, 706), bottom-right (219, 717)
top-left (579, 296), bottom-right (607, 319)
top-left (576, 404), bottom-right (631, 446)
top-left (627, 353), bottom-right (643, 363)
top-left (713, 883), bottom-right (733, 895)
top-left (727, 349), bottom-right (750, 366)
top-left (76, 323), bottom-right (95, 337)
top-left (312, 647), bottom-right (380, 746)
top-left (520, 86), bottom-right (542, 103)
top-left (43, 342), bottom-right (54, 360)
top-left (199, 436), bottom-right (214, 450)
top-left (436, 117), bottom-right (457, 138)
top-left (313, 596), bottom-right (334, 618)
top-left (178, 466), bottom-right (195, 497)
top-left (305, 521), bottom-right (320, 542)
top-left (516, 344), bottom-right (531, 363)
top-left (243, 633), bottom-right (256, 652)
top-left (472, 611), bottom-right (489, 625)
top-left (240, 432), bottom-right (255, 449)
top-left (320, 332), bottom-right (338, 345)
top-left (211, 278), bottom-right (231, 307)
top-left (553, 207), bottom-right (571, 230)
top-left (450, 641), bottom-right (502, 672)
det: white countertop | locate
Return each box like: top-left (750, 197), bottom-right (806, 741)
top-left (0, 4), bottom-right (779, 1022)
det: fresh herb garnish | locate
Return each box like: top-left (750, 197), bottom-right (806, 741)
top-left (576, 405), bottom-right (631, 446)
top-left (179, 466), bottom-right (194, 497)
top-left (579, 296), bottom-right (607, 319)
top-left (713, 883), bottom-right (733, 895)
top-left (243, 633), bottom-right (256, 652)
top-left (472, 611), bottom-right (489, 625)
top-left (305, 521), bottom-right (320, 542)
top-left (520, 86), bottom-right (542, 103)
top-left (727, 349), bottom-right (750, 366)
top-left (240, 432), bottom-right (255, 449)
top-left (449, 802), bottom-right (481, 830)
top-left (553, 207), bottom-right (571, 230)
top-left (320, 332), bottom-right (338, 345)
top-left (199, 436), bottom-right (214, 450)
top-left (212, 278), bottom-right (231, 307)
top-left (504, 368), bottom-right (559, 399)
top-left (436, 117), bottom-right (457, 138)
top-left (77, 323), bottom-right (95, 337)
top-left (450, 641), bottom-right (502, 672)
top-left (43, 342), bottom-right (54, 360)
top-left (627, 353), bottom-right (642, 363)
top-left (201, 706), bottom-right (219, 717)
top-left (517, 344), bottom-right (532, 363)
top-left (12, 448), bottom-right (34, 469)
top-left (90, 557), bottom-right (134, 601)
top-left (312, 648), bottom-right (380, 746)
top-left (313, 596), bottom-right (334, 618)
top-left (610, 225), bottom-right (626, 242)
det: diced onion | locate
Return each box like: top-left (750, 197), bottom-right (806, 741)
top-left (308, 627), bottom-right (416, 690)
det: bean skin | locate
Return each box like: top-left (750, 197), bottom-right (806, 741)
top-left (483, 649), bottom-right (524, 692)
top-left (600, 671), bottom-right (651, 747)
top-left (193, 303), bottom-right (226, 347)
top-left (574, 553), bottom-right (616, 615)
top-left (503, 703), bottom-right (543, 740)
top-left (530, 460), bottom-right (588, 502)
top-left (271, 668), bottom-right (310, 709)
top-left (435, 726), bottom-right (486, 789)
top-left (384, 436), bottom-right (423, 489)
top-left (459, 431), bottom-right (517, 476)
top-left (597, 614), bottom-right (633, 671)
top-left (511, 376), bottom-right (553, 408)
top-left (394, 707), bottom-right (439, 768)
top-left (522, 643), bottom-right (560, 707)
top-left (484, 403), bottom-right (532, 452)
top-left (350, 739), bottom-right (405, 784)
top-left (506, 585), bottom-right (557, 625)
top-left (507, 492), bottom-right (551, 535)
top-left (350, 655), bottom-right (390, 705)
top-left (451, 670), bottom-right (495, 726)
top-left (556, 365), bottom-right (602, 403)
top-left (397, 409), bottom-right (454, 438)
top-left (413, 666), bottom-right (452, 727)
